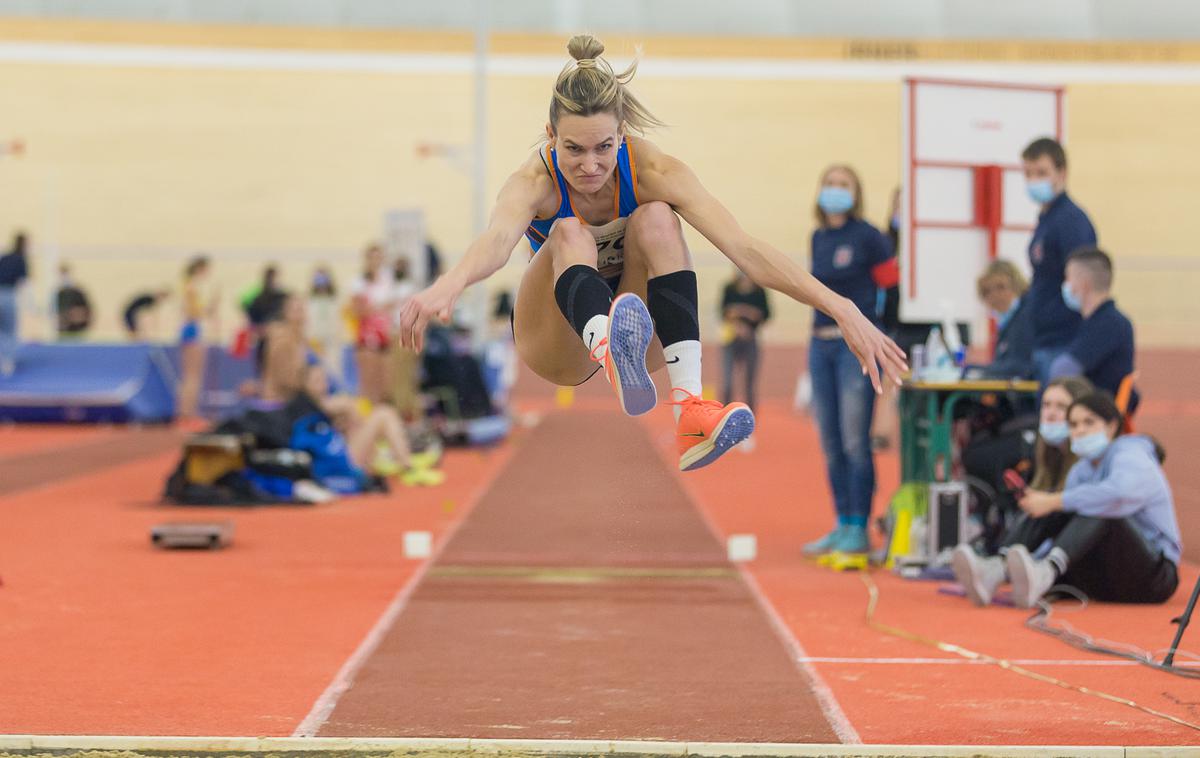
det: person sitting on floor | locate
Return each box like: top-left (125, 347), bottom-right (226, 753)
top-left (259, 293), bottom-right (442, 486)
top-left (960, 376), bottom-right (1093, 551)
top-left (953, 390), bottom-right (1181, 609)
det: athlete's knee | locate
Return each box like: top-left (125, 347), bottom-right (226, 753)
top-left (628, 201), bottom-right (682, 245)
top-left (547, 217), bottom-right (593, 251)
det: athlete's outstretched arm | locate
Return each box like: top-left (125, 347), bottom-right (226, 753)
top-left (641, 149), bottom-right (907, 392)
top-left (398, 165), bottom-right (547, 352)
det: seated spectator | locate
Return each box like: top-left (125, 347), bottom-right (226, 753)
top-left (123, 289), bottom-right (171, 341)
top-left (259, 294), bottom-right (441, 486)
top-left (954, 390), bottom-right (1180, 608)
top-left (55, 263), bottom-right (92, 337)
top-left (972, 260), bottom-right (1033, 379)
top-left (1050, 247), bottom-right (1137, 412)
top-left (960, 376), bottom-right (1092, 552)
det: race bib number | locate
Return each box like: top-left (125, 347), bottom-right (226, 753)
top-left (595, 232), bottom-right (626, 280)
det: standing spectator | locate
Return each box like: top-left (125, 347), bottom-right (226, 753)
top-left (719, 267), bottom-right (770, 413)
top-left (55, 263), bottom-right (92, 338)
top-left (1022, 138), bottom-right (1098, 386)
top-left (803, 165), bottom-right (898, 556)
top-left (245, 265), bottom-right (287, 328)
top-left (307, 266), bottom-right (341, 377)
top-left (352, 242), bottom-right (397, 404)
top-left (1050, 247), bottom-right (1137, 412)
top-left (0, 231), bottom-right (28, 376)
top-left (390, 255), bottom-right (422, 418)
top-left (179, 255), bottom-right (217, 417)
top-left (123, 289), bottom-right (171, 341)
top-left (425, 241), bottom-right (443, 285)
top-left (974, 260), bottom-right (1034, 380)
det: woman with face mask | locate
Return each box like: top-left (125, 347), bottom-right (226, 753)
top-left (955, 388), bottom-right (1180, 609)
top-left (973, 260), bottom-right (1033, 380)
top-left (802, 165), bottom-right (899, 557)
top-left (953, 376), bottom-right (1091, 601)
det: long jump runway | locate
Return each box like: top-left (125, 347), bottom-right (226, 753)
top-left (314, 409), bottom-right (839, 742)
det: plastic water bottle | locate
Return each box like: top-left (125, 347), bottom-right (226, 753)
top-left (925, 326), bottom-right (950, 379)
top-left (910, 344), bottom-right (926, 381)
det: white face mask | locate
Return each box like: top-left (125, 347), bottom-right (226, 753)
top-left (1071, 431), bottom-right (1111, 460)
top-left (1039, 420), bottom-right (1069, 445)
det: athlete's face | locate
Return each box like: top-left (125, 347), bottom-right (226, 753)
top-left (548, 113), bottom-right (622, 194)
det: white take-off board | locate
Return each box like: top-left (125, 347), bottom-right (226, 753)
top-left (901, 78), bottom-right (1064, 341)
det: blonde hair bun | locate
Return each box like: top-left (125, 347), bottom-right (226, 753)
top-left (567, 34), bottom-right (605, 62)
top-left (550, 34), bottom-right (664, 134)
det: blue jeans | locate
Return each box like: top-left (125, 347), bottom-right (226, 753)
top-left (1032, 346), bottom-right (1067, 389)
top-left (809, 337), bottom-right (877, 527)
top-left (0, 287), bottom-right (17, 366)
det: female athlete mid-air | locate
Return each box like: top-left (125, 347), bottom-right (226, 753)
top-left (399, 34), bottom-right (906, 471)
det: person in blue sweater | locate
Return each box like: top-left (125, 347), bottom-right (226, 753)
top-left (955, 390), bottom-right (1180, 608)
top-left (802, 165), bottom-right (898, 556)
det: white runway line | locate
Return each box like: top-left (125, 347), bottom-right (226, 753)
top-left (3, 734), bottom-right (1193, 757)
top-left (797, 656), bottom-right (1200, 666)
top-left (677, 474), bottom-right (861, 745)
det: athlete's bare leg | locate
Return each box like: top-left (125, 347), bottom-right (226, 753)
top-left (512, 218), bottom-right (604, 386)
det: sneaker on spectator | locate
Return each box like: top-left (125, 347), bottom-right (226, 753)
top-left (833, 524), bottom-right (869, 555)
top-left (951, 544), bottom-right (1007, 607)
top-left (1007, 544), bottom-right (1057, 609)
top-left (803, 525), bottom-right (843, 557)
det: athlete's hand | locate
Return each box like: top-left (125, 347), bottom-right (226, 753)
top-left (833, 298), bottom-right (908, 394)
top-left (397, 277), bottom-right (461, 353)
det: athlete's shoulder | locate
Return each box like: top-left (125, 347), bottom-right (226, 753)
top-left (501, 146), bottom-right (559, 208)
top-left (625, 135), bottom-right (677, 173)
top-left (625, 136), bottom-right (690, 196)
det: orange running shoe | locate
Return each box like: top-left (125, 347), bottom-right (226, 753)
top-left (671, 390), bottom-right (755, 471)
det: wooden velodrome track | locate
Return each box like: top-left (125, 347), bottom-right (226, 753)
top-left (0, 346), bottom-right (1199, 753)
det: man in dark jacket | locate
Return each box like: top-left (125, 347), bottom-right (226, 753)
top-left (1021, 138), bottom-right (1098, 385)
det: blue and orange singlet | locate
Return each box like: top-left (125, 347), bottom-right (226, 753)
top-left (524, 138), bottom-right (640, 280)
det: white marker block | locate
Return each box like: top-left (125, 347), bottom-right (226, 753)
top-left (727, 534), bottom-right (757, 562)
top-left (403, 531), bottom-right (433, 559)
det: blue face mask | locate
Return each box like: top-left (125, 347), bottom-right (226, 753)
top-left (1038, 420), bottom-right (1069, 446)
top-left (1061, 281), bottom-right (1083, 312)
top-left (818, 186), bottom-right (855, 215)
top-left (1071, 431), bottom-right (1111, 460)
top-left (1026, 179), bottom-right (1057, 205)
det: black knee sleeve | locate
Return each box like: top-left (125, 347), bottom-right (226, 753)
top-left (646, 270), bottom-right (700, 347)
top-left (554, 264), bottom-right (612, 342)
